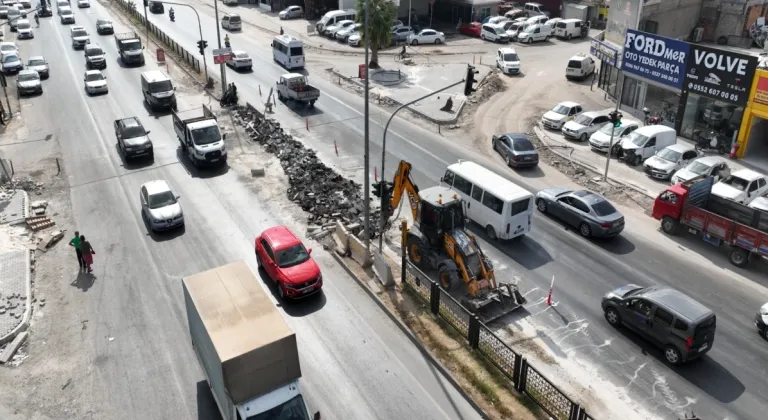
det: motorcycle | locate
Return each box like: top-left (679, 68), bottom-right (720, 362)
top-left (169, 9), bottom-right (175, 22)
top-left (220, 83), bottom-right (238, 107)
top-left (693, 129), bottom-right (729, 154)
top-left (642, 106), bottom-right (664, 125)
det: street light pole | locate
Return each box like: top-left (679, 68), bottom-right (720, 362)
top-left (363, 0), bottom-right (371, 261)
top-left (378, 79), bottom-right (464, 249)
top-left (155, 1), bottom-right (209, 87)
top-left (143, 2), bottom-right (149, 45)
top-left (603, 80), bottom-right (624, 182)
top-left (212, 0), bottom-right (227, 97)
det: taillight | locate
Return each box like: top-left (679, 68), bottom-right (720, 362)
top-left (685, 337), bottom-right (693, 350)
top-left (600, 222), bottom-right (611, 228)
top-left (506, 224), bottom-right (510, 233)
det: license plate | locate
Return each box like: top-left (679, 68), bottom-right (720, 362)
top-left (524, 156), bottom-right (532, 161)
top-left (699, 343), bottom-right (708, 351)
top-left (302, 287), bottom-right (314, 294)
top-left (210, 158), bottom-right (219, 162)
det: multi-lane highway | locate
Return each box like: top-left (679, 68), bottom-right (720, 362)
top-left (0, 4), bottom-right (484, 419)
top-left (140, 3), bottom-right (768, 419)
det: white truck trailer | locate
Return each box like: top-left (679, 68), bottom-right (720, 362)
top-left (183, 260), bottom-right (319, 420)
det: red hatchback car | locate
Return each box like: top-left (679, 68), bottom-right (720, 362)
top-left (255, 226), bottom-right (323, 299)
top-left (459, 22), bottom-right (482, 37)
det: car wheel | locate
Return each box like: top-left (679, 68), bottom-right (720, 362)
top-left (661, 216), bottom-right (679, 235)
top-left (486, 224), bottom-right (497, 240)
top-left (505, 155), bottom-right (513, 167)
top-left (536, 198), bottom-right (547, 212)
top-left (256, 251), bottom-right (263, 268)
top-left (481, 34), bottom-right (485, 40)
top-left (277, 283), bottom-right (286, 300)
top-left (604, 307), bottom-right (621, 326)
top-left (579, 133), bottom-right (587, 142)
top-left (435, 39), bottom-right (442, 44)
top-left (664, 345), bottom-right (682, 365)
top-left (567, 33), bottom-right (572, 40)
top-left (579, 222), bottom-right (592, 238)
top-left (728, 248), bottom-right (750, 267)
top-left (545, 36), bottom-right (550, 41)
top-left (527, 37), bottom-right (533, 44)
top-left (633, 154), bottom-right (642, 166)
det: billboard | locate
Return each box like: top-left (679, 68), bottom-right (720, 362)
top-left (620, 30), bottom-right (689, 89)
top-left (605, 0), bottom-right (644, 45)
top-left (684, 44), bottom-right (758, 106)
top-left (590, 38), bottom-right (619, 67)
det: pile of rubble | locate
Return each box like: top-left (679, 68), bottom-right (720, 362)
top-left (458, 70), bottom-right (507, 127)
top-left (232, 105), bottom-right (381, 239)
top-left (2, 177), bottom-right (44, 195)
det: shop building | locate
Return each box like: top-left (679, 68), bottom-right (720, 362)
top-left (737, 69), bottom-right (768, 166)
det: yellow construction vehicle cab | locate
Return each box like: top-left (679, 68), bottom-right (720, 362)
top-left (374, 160), bottom-right (526, 322)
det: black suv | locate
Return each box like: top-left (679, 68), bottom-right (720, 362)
top-left (114, 117), bottom-right (154, 161)
top-left (95, 19), bottom-right (114, 35)
top-left (149, 1), bottom-right (163, 13)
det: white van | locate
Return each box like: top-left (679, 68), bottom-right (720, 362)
top-left (315, 9), bottom-right (356, 33)
top-left (481, 23), bottom-right (509, 43)
top-left (619, 125), bottom-right (677, 166)
top-left (524, 2), bottom-right (550, 17)
top-left (441, 160), bottom-right (534, 240)
top-left (517, 23), bottom-right (551, 43)
top-left (221, 14), bottom-right (242, 31)
top-left (554, 19), bottom-right (585, 40)
top-left (272, 34), bottom-right (304, 69)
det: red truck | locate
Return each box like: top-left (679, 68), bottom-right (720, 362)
top-left (652, 177), bottom-right (768, 268)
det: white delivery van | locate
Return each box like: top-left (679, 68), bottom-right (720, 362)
top-left (554, 19), bottom-right (585, 40)
top-left (441, 160), bottom-right (534, 240)
top-left (221, 14), bottom-right (242, 31)
top-left (315, 9), bottom-right (356, 33)
top-left (619, 125), bottom-right (677, 166)
top-left (272, 34), bottom-right (304, 69)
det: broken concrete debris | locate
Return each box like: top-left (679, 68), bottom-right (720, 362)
top-left (232, 105), bottom-right (382, 238)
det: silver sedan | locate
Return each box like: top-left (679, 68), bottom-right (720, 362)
top-left (535, 188), bottom-right (625, 238)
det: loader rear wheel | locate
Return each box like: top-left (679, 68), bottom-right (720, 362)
top-left (407, 235), bottom-right (427, 269)
top-left (437, 263), bottom-right (459, 291)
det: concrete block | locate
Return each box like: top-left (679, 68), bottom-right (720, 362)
top-left (0, 331), bottom-right (27, 364)
top-left (372, 250), bottom-right (394, 288)
top-left (348, 234), bottom-right (370, 267)
top-left (251, 168), bottom-right (265, 177)
top-left (334, 220), bottom-right (349, 252)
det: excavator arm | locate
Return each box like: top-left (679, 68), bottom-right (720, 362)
top-left (374, 160), bottom-right (420, 220)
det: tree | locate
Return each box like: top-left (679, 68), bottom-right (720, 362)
top-left (355, 0), bottom-right (397, 68)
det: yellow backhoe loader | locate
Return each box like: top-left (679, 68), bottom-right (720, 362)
top-left (374, 160), bottom-right (526, 323)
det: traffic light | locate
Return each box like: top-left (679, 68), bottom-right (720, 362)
top-left (197, 40), bottom-right (208, 55)
top-left (372, 181), bottom-right (394, 217)
top-left (609, 110), bottom-right (623, 128)
top-left (464, 64), bottom-right (479, 96)
top-left (143, 0), bottom-right (148, 7)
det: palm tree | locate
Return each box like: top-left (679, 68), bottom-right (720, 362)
top-left (355, 0), bottom-right (397, 68)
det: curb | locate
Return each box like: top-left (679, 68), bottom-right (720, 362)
top-left (0, 249), bottom-right (32, 346)
top-left (331, 252), bottom-right (490, 420)
top-left (328, 68), bottom-right (466, 125)
top-left (533, 125), bottom-right (657, 200)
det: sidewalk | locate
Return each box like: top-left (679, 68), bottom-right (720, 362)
top-left (533, 112), bottom-right (753, 198)
top-left (329, 62), bottom-right (491, 123)
top-left (0, 188), bottom-right (31, 346)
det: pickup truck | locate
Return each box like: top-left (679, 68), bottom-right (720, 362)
top-left (172, 105), bottom-right (227, 168)
top-left (276, 73), bottom-right (319, 108)
top-left (653, 177), bottom-right (768, 267)
top-left (114, 31), bottom-right (145, 66)
top-left (183, 261), bottom-right (320, 420)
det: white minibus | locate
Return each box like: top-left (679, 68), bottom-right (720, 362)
top-left (441, 160), bottom-right (534, 240)
top-left (315, 9), bottom-right (356, 33)
top-left (272, 34), bottom-right (304, 69)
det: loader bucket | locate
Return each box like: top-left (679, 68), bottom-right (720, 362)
top-left (461, 283), bottom-right (526, 324)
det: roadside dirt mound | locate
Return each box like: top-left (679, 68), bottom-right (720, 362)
top-left (457, 69), bottom-right (508, 128)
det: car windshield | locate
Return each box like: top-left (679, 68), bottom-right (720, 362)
top-left (86, 48), bottom-right (103, 56)
top-left (598, 124), bottom-right (624, 135)
top-left (551, 104), bottom-right (569, 115)
top-left (123, 40), bottom-right (141, 50)
top-left (121, 123), bottom-right (146, 138)
top-left (73, 30), bottom-right (87, 37)
top-left (235, 53), bottom-right (249, 59)
top-left (523, 25), bottom-right (536, 33)
top-left (512, 138), bottom-right (534, 151)
top-left (1, 45), bottom-right (15, 52)
top-left (686, 161), bottom-right (712, 175)
top-left (148, 191), bottom-right (176, 209)
top-left (290, 46), bottom-right (303, 56)
top-left (503, 53), bottom-right (519, 61)
top-left (191, 125), bottom-right (221, 145)
top-left (18, 72), bottom-right (37, 82)
top-left (3, 55), bottom-right (18, 63)
top-left (85, 73), bottom-right (103, 82)
top-left (657, 148), bottom-right (681, 162)
top-left (493, 26), bottom-right (505, 34)
top-left (62, 11), bottom-right (72, 16)
top-left (149, 80), bottom-right (173, 93)
top-left (722, 175), bottom-right (750, 191)
top-left (627, 132), bottom-right (649, 147)
top-left (17, 22), bottom-right (29, 29)
top-left (567, 60), bottom-right (581, 68)
top-left (97, 19), bottom-right (110, 25)
top-left (591, 199), bottom-right (617, 216)
top-left (28, 58), bottom-right (45, 66)
top-left (246, 395), bottom-right (310, 420)
top-left (229, 15), bottom-right (241, 23)
top-left (573, 114), bottom-right (591, 125)
top-left (276, 244), bottom-right (311, 268)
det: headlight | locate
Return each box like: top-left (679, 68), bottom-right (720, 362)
top-left (196, 149), bottom-right (205, 156)
top-left (220, 143), bottom-right (226, 152)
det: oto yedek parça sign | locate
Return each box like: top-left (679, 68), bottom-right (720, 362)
top-left (620, 29), bottom-right (689, 89)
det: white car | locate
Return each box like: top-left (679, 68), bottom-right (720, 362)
top-left (588, 122), bottom-right (639, 153)
top-left (487, 16), bottom-right (510, 25)
top-left (712, 169), bottom-right (768, 205)
top-left (566, 53), bottom-right (595, 81)
top-left (58, 4), bottom-right (70, 15)
top-left (407, 29), bottom-right (445, 45)
top-left (541, 101), bottom-right (582, 130)
top-left (1, 52), bottom-right (22, 73)
top-left (15, 18), bottom-right (32, 39)
top-left (517, 23), bottom-right (551, 43)
top-left (0, 41), bottom-right (17, 56)
top-left (502, 21), bottom-right (525, 41)
top-left (70, 26), bottom-right (90, 49)
top-left (16, 69), bottom-right (41, 95)
top-left (562, 111), bottom-right (610, 142)
top-left (77, 0), bottom-right (89, 8)
top-left (671, 156), bottom-right (731, 185)
top-left (84, 69), bottom-right (108, 95)
top-left (278, 5), bottom-right (303, 20)
top-left (325, 19), bottom-right (354, 37)
top-left (526, 15), bottom-right (548, 26)
top-left (335, 23), bottom-right (360, 41)
top-left (226, 51), bottom-right (252, 71)
top-left (60, 10), bottom-right (75, 24)
top-left (496, 47), bottom-right (520, 75)
top-left (643, 144), bottom-right (700, 181)
top-left (748, 193), bottom-right (768, 212)
top-left (140, 180), bottom-right (184, 232)
top-left (347, 32), bottom-right (362, 47)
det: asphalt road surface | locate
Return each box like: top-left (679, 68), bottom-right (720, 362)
top-left (5, 7), bottom-right (484, 420)
top-left (138, 3), bottom-right (768, 419)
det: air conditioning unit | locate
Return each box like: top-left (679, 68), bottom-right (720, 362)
top-left (693, 27), bottom-right (704, 43)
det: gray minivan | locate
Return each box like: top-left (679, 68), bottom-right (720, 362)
top-left (602, 284), bottom-right (716, 365)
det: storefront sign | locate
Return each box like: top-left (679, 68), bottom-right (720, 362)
top-left (620, 30), bottom-right (689, 89)
top-left (590, 38), bottom-right (618, 67)
top-left (754, 76), bottom-right (768, 106)
top-left (684, 44), bottom-right (757, 106)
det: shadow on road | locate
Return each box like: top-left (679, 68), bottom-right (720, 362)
top-left (469, 223), bottom-right (553, 270)
top-left (535, 211), bottom-right (634, 254)
top-left (196, 380), bottom-right (223, 420)
top-left (71, 271), bottom-right (96, 291)
top-left (175, 148), bottom-right (230, 179)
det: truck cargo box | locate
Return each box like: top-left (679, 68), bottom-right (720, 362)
top-left (183, 260), bottom-right (302, 406)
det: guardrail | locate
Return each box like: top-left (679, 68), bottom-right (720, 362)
top-left (113, 0), bottom-right (201, 73)
top-left (402, 260), bottom-right (592, 420)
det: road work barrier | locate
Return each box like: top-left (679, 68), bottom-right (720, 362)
top-left (114, 0), bottom-right (202, 74)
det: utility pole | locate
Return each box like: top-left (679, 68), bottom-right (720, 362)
top-left (603, 81), bottom-right (624, 182)
top-left (143, 0), bottom-right (149, 45)
top-left (212, 0), bottom-right (227, 97)
top-left (363, 0), bottom-right (371, 263)
top-left (155, 1), bottom-right (209, 87)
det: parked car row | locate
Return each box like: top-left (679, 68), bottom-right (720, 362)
top-left (462, 14), bottom-right (587, 45)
